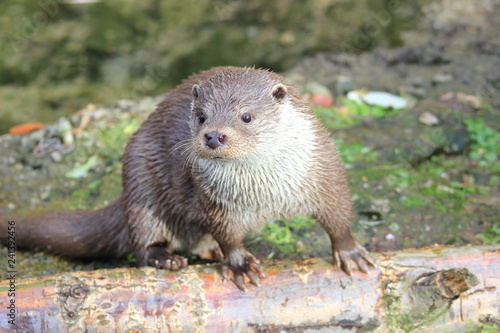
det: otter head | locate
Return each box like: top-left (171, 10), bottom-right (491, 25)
top-left (189, 68), bottom-right (292, 161)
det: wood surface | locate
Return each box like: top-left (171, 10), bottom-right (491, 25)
top-left (0, 245), bottom-right (498, 332)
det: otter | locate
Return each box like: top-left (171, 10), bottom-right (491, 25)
top-left (0, 67), bottom-right (375, 291)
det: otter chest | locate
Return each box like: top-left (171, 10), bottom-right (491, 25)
top-left (198, 158), bottom-right (313, 221)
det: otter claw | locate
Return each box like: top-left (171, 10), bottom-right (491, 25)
top-left (333, 241), bottom-right (375, 276)
top-left (357, 258), bottom-right (369, 274)
top-left (222, 252), bottom-right (265, 291)
top-left (145, 247), bottom-right (188, 270)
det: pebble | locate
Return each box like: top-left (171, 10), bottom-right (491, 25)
top-left (50, 151), bottom-right (63, 162)
top-left (56, 118), bottom-right (74, 145)
top-left (432, 73), bottom-right (453, 84)
top-left (404, 86), bottom-right (427, 99)
top-left (116, 99), bottom-right (136, 112)
top-left (305, 82), bottom-right (332, 96)
top-left (91, 109), bottom-right (109, 120)
top-left (28, 129), bottom-right (46, 143)
top-left (348, 90), bottom-right (408, 109)
top-left (418, 111), bottom-right (440, 126)
top-left (370, 199), bottom-right (391, 214)
top-left (385, 233), bottom-right (395, 241)
top-left (335, 76), bottom-right (354, 95)
top-left (411, 76), bottom-right (426, 87)
top-left (306, 82), bottom-right (332, 95)
top-left (346, 90), bottom-right (364, 104)
top-left (40, 186), bottom-right (52, 201)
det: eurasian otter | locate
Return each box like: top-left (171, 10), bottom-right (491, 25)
top-left (0, 67), bottom-right (375, 291)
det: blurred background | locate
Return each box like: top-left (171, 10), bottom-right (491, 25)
top-left (0, 0), bottom-right (423, 134)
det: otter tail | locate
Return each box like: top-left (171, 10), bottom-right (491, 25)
top-left (0, 197), bottom-right (131, 259)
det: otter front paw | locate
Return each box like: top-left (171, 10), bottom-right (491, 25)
top-left (333, 241), bottom-right (376, 276)
top-left (222, 249), bottom-right (266, 292)
top-left (145, 247), bottom-right (188, 270)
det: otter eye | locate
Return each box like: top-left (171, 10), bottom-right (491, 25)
top-left (241, 113), bottom-right (252, 123)
top-left (199, 113), bottom-right (206, 124)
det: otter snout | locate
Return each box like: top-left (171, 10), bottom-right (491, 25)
top-left (204, 131), bottom-right (227, 149)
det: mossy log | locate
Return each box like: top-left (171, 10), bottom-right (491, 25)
top-left (0, 245), bottom-right (498, 332)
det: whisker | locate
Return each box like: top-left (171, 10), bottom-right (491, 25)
top-left (182, 151), bottom-right (197, 171)
top-left (169, 139), bottom-right (191, 157)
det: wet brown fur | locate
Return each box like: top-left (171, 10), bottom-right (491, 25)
top-left (0, 67), bottom-right (374, 289)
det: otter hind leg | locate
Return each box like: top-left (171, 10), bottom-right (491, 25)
top-left (197, 247), bottom-right (224, 262)
top-left (127, 207), bottom-right (189, 270)
top-left (191, 233), bottom-right (223, 262)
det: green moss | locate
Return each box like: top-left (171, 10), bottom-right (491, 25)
top-left (464, 118), bottom-right (500, 171)
top-left (250, 216), bottom-right (317, 258)
top-left (471, 322), bottom-right (500, 333)
top-left (314, 97), bottom-right (406, 130)
top-left (342, 98), bottom-right (404, 118)
top-left (383, 280), bottom-right (455, 332)
top-left (483, 223), bottom-right (500, 245)
top-left (102, 268), bottom-right (146, 280)
top-left (94, 117), bottom-right (141, 164)
top-left (337, 139), bottom-right (379, 164)
top-left (314, 106), bottom-right (361, 129)
top-left (0, 249), bottom-right (83, 279)
top-left (401, 196), bottom-right (426, 207)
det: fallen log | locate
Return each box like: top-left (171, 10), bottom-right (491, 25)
top-left (0, 245), bottom-right (498, 332)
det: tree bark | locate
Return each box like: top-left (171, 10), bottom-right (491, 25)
top-left (1, 245), bottom-right (499, 332)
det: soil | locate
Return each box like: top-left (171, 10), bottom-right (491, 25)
top-left (0, 0), bottom-right (499, 277)
top-left (274, 0), bottom-right (500, 257)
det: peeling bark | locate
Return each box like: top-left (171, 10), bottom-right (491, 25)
top-left (0, 245), bottom-right (498, 332)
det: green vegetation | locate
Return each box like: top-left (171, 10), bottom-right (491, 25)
top-left (65, 154), bottom-right (100, 179)
top-left (354, 154), bottom-right (490, 214)
top-left (336, 139), bottom-right (379, 163)
top-left (69, 179), bottom-right (103, 210)
top-left (35, 116), bottom-right (140, 212)
top-left (483, 223), bottom-right (500, 245)
top-left (94, 117), bottom-right (141, 164)
top-left (0, 0), bottom-right (420, 133)
top-left (473, 320), bottom-right (500, 333)
top-left (66, 117), bottom-right (140, 206)
top-left (383, 289), bottom-right (454, 333)
top-left (315, 106), bottom-right (360, 129)
top-left (464, 118), bottom-right (500, 170)
top-left (386, 168), bottom-right (412, 189)
top-left (1, 0), bottom-right (416, 85)
top-left (315, 97), bottom-right (406, 129)
top-left (252, 216), bottom-right (317, 258)
top-left (342, 98), bottom-right (403, 118)
top-left (333, 111), bottom-right (499, 247)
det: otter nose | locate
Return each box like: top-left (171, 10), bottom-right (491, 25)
top-left (204, 131), bottom-right (227, 149)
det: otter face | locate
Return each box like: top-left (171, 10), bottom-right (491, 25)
top-left (189, 69), bottom-right (289, 161)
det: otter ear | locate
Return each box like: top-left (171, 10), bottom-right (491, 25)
top-left (192, 84), bottom-right (202, 99)
top-left (271, 83), bottom-right (287, 102)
